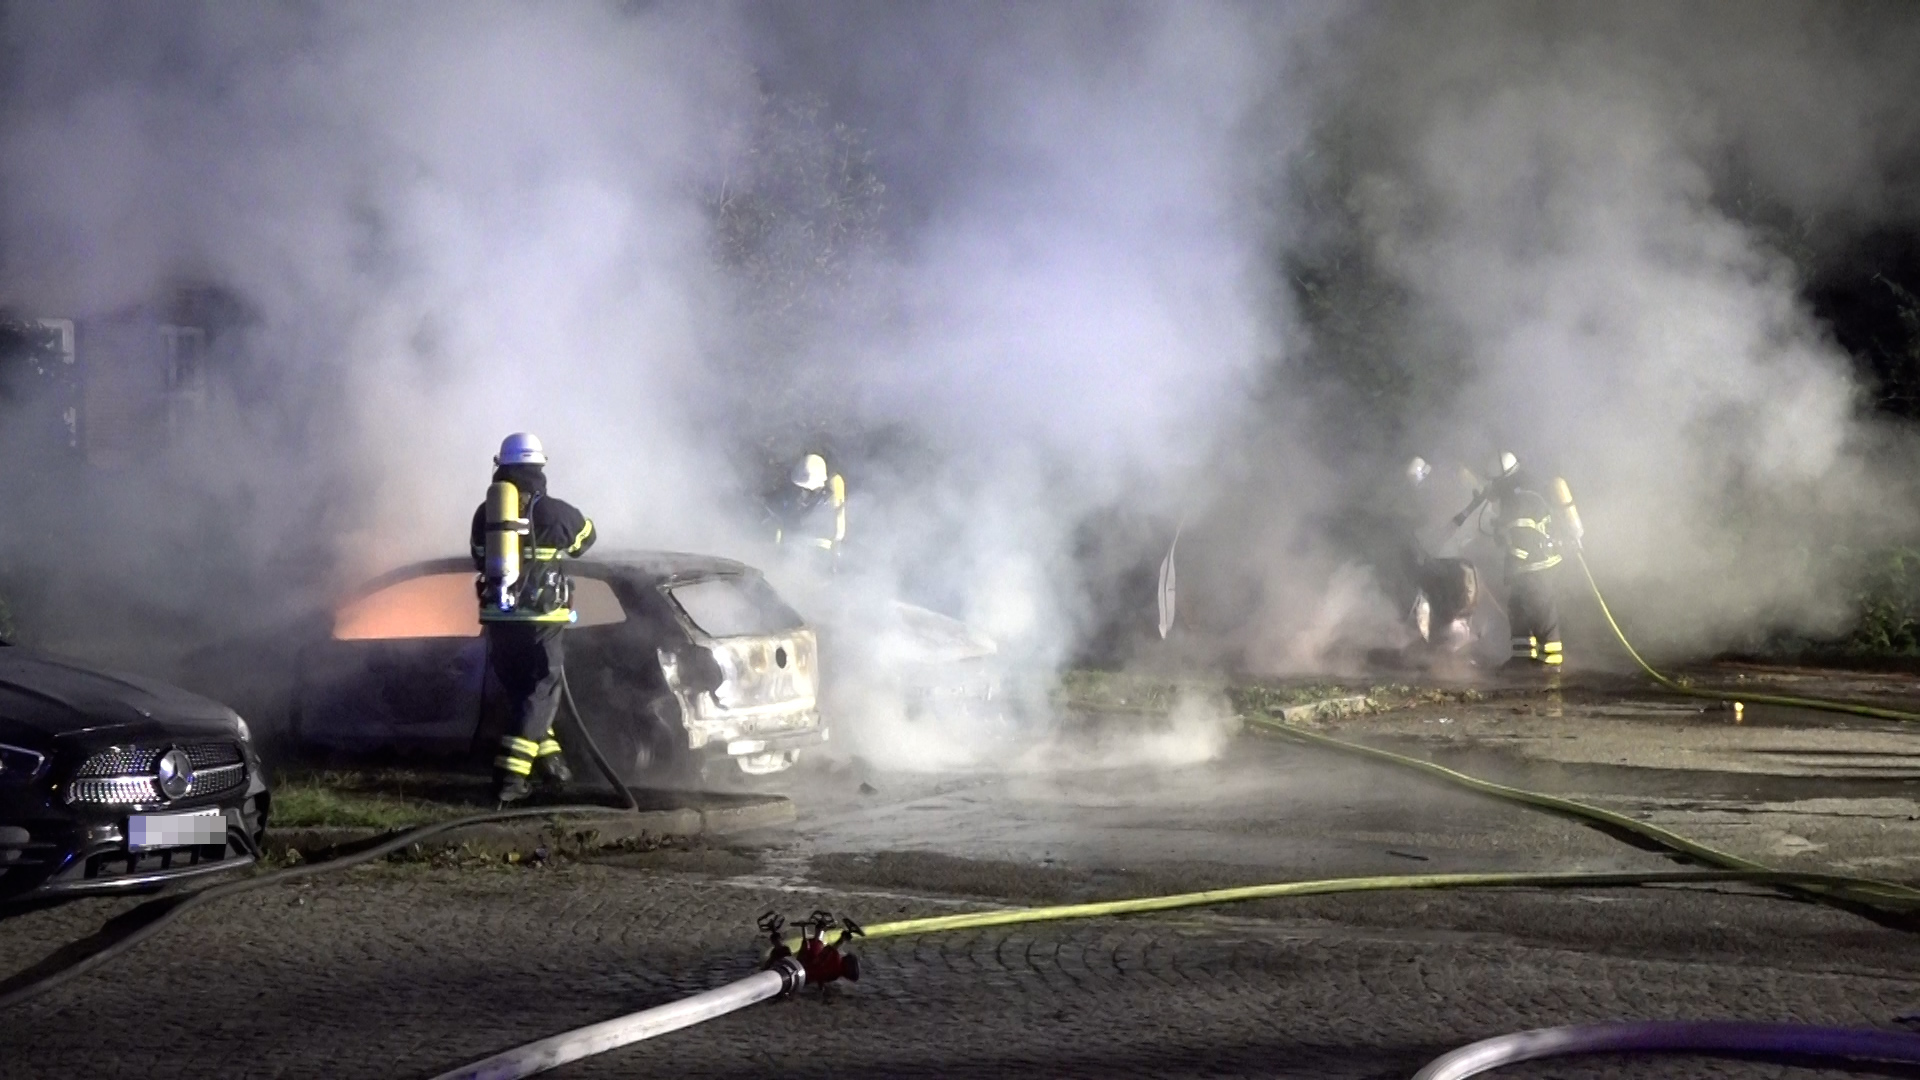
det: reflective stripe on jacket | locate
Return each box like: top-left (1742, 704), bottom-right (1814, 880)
top-left (771, 474), bottom-right (846, 549)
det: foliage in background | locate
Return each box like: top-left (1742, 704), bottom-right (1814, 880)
top-left (1841, 546), bottom-right (1920, 655)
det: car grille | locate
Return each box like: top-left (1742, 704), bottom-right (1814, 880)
top-left (66, 741), bottom-right (248, 806)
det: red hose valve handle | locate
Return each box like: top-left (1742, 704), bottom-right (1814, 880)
top-left (792, 911), bottom-right (865, 988)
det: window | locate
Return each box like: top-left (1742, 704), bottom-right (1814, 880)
top-left (160, 324), bottom-right (207, 447)
top-left (160, 325), bottom-right (206, 392)
top-left (333, 572), bottom-right (627, 640)
top-left (335, 574), bottom-right (479, 641)
top-left (571, 578), bottom-right (626, 628)
top-left (667, 576), bottom-right (804, 638)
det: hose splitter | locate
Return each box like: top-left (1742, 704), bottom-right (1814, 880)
top-left (760, 910), bottom-right (864, 991)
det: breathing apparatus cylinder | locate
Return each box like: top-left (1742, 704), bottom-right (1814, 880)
top-left (1551, 477), bottom-right (1584, 549)
top-left (483, 481), bottom-right (529, 611)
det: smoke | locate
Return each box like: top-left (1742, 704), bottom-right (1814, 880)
top-left (735, 2), bottom-right (1313, 671)
top-left (0, 0), bottom-right (1914, 746)
top-left (0, 2), bottom-right (770, 662)
top-left (1272, 1), bottom-right (1920, 659)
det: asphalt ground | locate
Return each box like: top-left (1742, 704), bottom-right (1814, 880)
top-left (2, 680), bottom-right (1918, 1079)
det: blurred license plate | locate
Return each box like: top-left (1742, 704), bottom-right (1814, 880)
top-left (128, 809), bottom-right (225, 851)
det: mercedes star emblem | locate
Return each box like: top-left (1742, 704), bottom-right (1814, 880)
top-left (155, 748), bottom-right (194, 800)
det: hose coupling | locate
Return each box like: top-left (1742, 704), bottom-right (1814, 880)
top-left (767, 955), bottom-right (806, 998)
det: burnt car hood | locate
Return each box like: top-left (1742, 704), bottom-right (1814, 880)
top-left (0, 647), bottom-right (239, 744)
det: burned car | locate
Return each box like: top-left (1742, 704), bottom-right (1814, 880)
top-left (0, 644), bottom-right (268, 901)
top-left (852, 600), bottom-right (1004, 725)
top-left (291, 552), bottom-right (825, 780)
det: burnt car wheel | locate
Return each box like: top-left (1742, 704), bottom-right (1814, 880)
top-left (595, 695), bottom-right (693, 787)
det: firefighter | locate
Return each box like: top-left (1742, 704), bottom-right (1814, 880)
top-left (1453, 450), bottom-right (1567, 672)
top-left (1401, 456), bottom-right (1479, 657)
top-left (766, 452), bottom-right (846, 575)
top-left (471, 432), bottom-right (597, 802)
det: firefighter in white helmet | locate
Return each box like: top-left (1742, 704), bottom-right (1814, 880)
top-left (470, 432), bottom-right (597, 802)
top-left (766, 451), bottom-right (846, 575)
top-left (1452, 450), bottom-right (1577, 673)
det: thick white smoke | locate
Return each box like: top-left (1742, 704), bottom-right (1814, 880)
top-left (0, 0), bottom-right (1914, 723)
top-left (0, 1), bottom-right (1306, 767)
top-left (1277, 1), bottom-right (1920, 659)
top-left (0, 2), bottom-right (763, 639)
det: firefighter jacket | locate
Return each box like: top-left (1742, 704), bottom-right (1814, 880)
top-left (470, 469), bottom-right (596, 622)
top-left (1488, 471), bottom-right (1562, 576)
top-left (769, 474), bottom-right (846, 550)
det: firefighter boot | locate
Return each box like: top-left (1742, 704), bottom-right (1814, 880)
top-left (495, 772), bottom-right (533, 804)
top-left (494, 735), bottom-right (540, 802)
top-left (535, 732), bottom-right (572, 784)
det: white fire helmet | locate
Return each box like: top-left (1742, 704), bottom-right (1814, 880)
top-left (495, 432), bottom-right (548, 467)
top-left (1406, 456), bottom-right (1432, 487)
top-left (1490, 450), bottom-right (1518, 478)
top-left (791, 453), bottom-right (827, 491)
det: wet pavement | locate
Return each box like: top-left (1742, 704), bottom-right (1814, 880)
top-left (1316, 676), bottom-right (1920, 880)
top-left (2, 674), bottom-right (1917, 1078)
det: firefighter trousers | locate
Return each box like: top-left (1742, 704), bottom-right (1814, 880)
top-left (486, 622), bottom-right (568, 778)
top-left (1506, 569), bottom-right (1563, 666)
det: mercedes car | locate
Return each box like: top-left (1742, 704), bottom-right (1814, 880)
top-left (291, 551), bottom-right (826, 780)
top-left (0, 644), bottom-right (269, 901)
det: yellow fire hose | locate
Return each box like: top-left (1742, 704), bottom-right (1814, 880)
top-left (457, 706), bottom-right (1920, 1080)
top-left (842, 868), bottom-right (1912, 944)
top-left (446, 550), bottom-right (1920, 1078)
top-left (1247, 719), bottom-right (1920, 915)
top-left (785, 717), bottom-right (1920, 955)
top-left (464, 862), bottom-right (1918, 1080)
top-left (1575, 550), bottom-right (1920, 724)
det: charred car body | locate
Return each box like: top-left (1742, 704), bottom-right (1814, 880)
top-left (0, 645), bottom-right (268, 901)
top-left (293, 552), bottom-right (825, 780)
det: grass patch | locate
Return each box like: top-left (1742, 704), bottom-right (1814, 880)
top-left (271, 772), bottom-right (480, 829)
top-left (1054, 670), bottom-right (1221, 713)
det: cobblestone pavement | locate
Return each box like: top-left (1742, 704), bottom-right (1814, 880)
top-left (2, 698), bottom-right (1917, 1079)
top-left (1, 864), bottom-right (1915, 1080)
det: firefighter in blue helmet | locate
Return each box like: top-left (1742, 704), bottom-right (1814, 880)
top-left (1452, 451), bottom-right (1580, 672)
top-left (471, 432), bottom-right (597, 802)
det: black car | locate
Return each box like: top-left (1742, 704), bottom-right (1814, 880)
top-left (0, 644), bottom-right (269, 901)
top-left (291, 551), bottom-right (826, 780)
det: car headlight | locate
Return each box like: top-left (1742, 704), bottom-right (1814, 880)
top-left (233, 717), bottom-right (252, 743)
top-left (0, 743), bottom-right (46, 782)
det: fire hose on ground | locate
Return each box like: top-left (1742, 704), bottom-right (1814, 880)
top-left (1575, 549), bottom-right (1920, 724)
top-left (1412, 1020), bottom-right (1920, 1079)
top-left (426, 708), bottom-right (1920, 1080)
top-left (427, 862), bottom-right (1920, 1080)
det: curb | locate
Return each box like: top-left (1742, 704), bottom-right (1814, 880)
top-left (265, 795), bottom-right (793, 861)
top-left (1271, 694), bottom-right (1374, 726)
